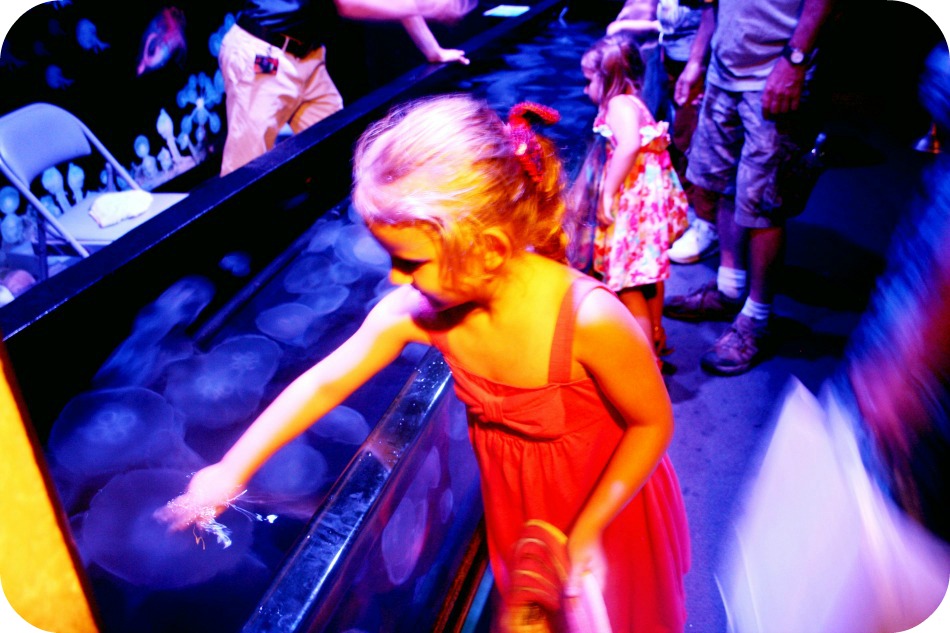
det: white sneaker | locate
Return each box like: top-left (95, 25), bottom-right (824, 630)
top-left (669, 219), bottom-right (718, 264)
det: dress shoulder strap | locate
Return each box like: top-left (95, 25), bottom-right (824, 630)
top-left (548, 275), bottom-right (609, 383)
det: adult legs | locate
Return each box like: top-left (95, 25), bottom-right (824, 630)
top-left (219, 28), bottom-right (341, 176)
top-left (289, 46), bottom-right (344, 133)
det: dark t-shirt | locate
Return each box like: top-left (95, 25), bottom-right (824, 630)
top-left (239, 0), bottom-right (337, 45)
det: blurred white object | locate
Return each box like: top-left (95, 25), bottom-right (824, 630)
top-left (719, 378), bottom-right (950, 633)
top-left (89, 190), bottom-right (153, 228)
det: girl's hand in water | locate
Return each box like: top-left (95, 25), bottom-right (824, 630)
top-left (154, 462), bottom-right (245, 532)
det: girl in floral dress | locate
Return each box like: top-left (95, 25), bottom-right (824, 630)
top-left (580, 33), bottom-right (689, 359)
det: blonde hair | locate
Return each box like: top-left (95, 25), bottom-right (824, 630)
top-left (581, 33), bottom-right (645, 105)
top-left (352, 94), bottom-right (568, 285)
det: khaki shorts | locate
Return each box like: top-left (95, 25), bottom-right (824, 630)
top-left (218, 25), bottom-right (344, 175)
top-left (686, 82), bottom-right (820, 228)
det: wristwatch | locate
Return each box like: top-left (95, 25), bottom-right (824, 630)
top-left (782, 44), bottom-right (809, 66)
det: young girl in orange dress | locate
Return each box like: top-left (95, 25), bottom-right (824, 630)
top-left (580, 33), bottom-right (689, 359)
top-left (158, 94), bottom-right (690, 631)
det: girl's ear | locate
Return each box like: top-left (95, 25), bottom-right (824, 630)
top-left (479, 227), bottom-right (513, 273)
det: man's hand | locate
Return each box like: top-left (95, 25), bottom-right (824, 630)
top-left (762, 58), bottom-right (807, 117)
top-left (674, 58), bottom-right (705, 107)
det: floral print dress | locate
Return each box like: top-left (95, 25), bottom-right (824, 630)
top-left (592, 95), bottom-right (689, 291)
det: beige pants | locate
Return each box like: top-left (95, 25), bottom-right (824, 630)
top-left (218, 25), bottom-right (343, 176)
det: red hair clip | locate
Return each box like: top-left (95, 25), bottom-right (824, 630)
top-left (508, 102), bottom-right (560, 184)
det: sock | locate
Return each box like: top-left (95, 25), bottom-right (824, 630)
top-left (741, 297), bottom-right (771, 321)
top-left (717, 267), bottom-right (746, 300)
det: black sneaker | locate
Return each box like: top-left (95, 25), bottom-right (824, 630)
top-left (700, 314), bottom-right (770, 376)
top-left (664, 281), bottom-right (742, 322)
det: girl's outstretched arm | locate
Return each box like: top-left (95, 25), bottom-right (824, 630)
top-left (156, 287), bottom-right (427, 530)
top-left (566, 288), bottom-right (674, 591)
top-left (598, 95), bottom-right (642, 224)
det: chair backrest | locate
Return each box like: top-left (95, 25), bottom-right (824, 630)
top-left (0, 103), bottom-right (93, 185)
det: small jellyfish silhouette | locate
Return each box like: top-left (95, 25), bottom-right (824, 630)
top-left (255, 302), bottom-right (319, 346)
top-left (157, 147), bottom-right (173, 172)
top-left (67, 163), bottom-right (85, 202)
top-left (208, 14), bottom-right (236, 58)
top-left (248, 439), bottom-right (329, 500)
top-left (219, 252), bottom-right (252, 277)
top-left (45, 64), bottom-right (73, 89)
top-left (381, 495), bottom-right (428, 585)
top-left (157, 109), bottom-right (183, 162)
top-left (41, 167), bottom-right (71, 212)
top-left (1, 214), bottom-right (25, 245)
top-left (46, 387), bottom-right (187, 478)
top-left (309, 405), bottom-right (371, 445)
top-left (82, 468), bottom-right (252, 589)
top-left (0, 186), bottom-right (20, 215)
top-left (76, 18), bottom-right (109, 53)
top-left (283, 254), bottom-right (334, 295)
top-left (133, 135), bottom-right (159, 180)
top-left (299, 284), bottom-right (350, 316)
top-left (36, 194), bottom-right (62, 217)
top-left (163, 335), bottom-right (282, 429)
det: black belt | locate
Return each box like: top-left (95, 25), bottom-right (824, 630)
top-left (237, 16), bottom-right (320, 59)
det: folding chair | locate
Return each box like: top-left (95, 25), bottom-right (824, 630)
top-left (0, 102), bottom-right (187, 280)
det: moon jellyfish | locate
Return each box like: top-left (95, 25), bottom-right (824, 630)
top-left (283, 254), bottom-right (334, 295)
top-left (248, 439), bottom-right (329, 499)
top-left (329, 260), bottom-right (362, 285)
top-left (163, 335), bottom-right (281, 429)
top-left (417, 448), bottom-right (442, 492)
top-left (351, 232), bottom-right (390, 268)
top-left (309, 405), bottom-right (371, 445)
top-left (132, 276), bottom-right (216, 335)
top-left (255, 302), bottom-right (319, 346)
top-left (47, 387), bottom-right (189, 478)
top-left (299, 284), bottom-right (350, 316)
top-left (219, 251), bottom-right (252, 277)
top-left (306, 219), bottom-right (343, 253)
top-left (364, 278), bottom-right (396, 312)
top-left (82, 469), bottom-right (252, 589)
top-left (93, 330), bottom-right (194, 389)
top-left (439, 489), bottom-right (454, 523)
top-left (381, 495), bottom-right (427, 585)
top-left (335, 224), bottom-right (389, 273)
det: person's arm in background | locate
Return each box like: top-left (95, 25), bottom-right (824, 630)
top-left (606, 0), bottom-right (659, 37)
top-left (673, 2), bottom-right (714, 106)
top-left (401, 16), bottom-right (469, 64)
top-left (334, 0), bottom-right (475, 22)
top-left (762, 0), bottom-right (835, 115)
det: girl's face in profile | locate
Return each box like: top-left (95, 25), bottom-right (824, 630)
top-left (583, 65), bottom-right (603, 106)
top-left (369, 223), bottom-right (470, 311)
